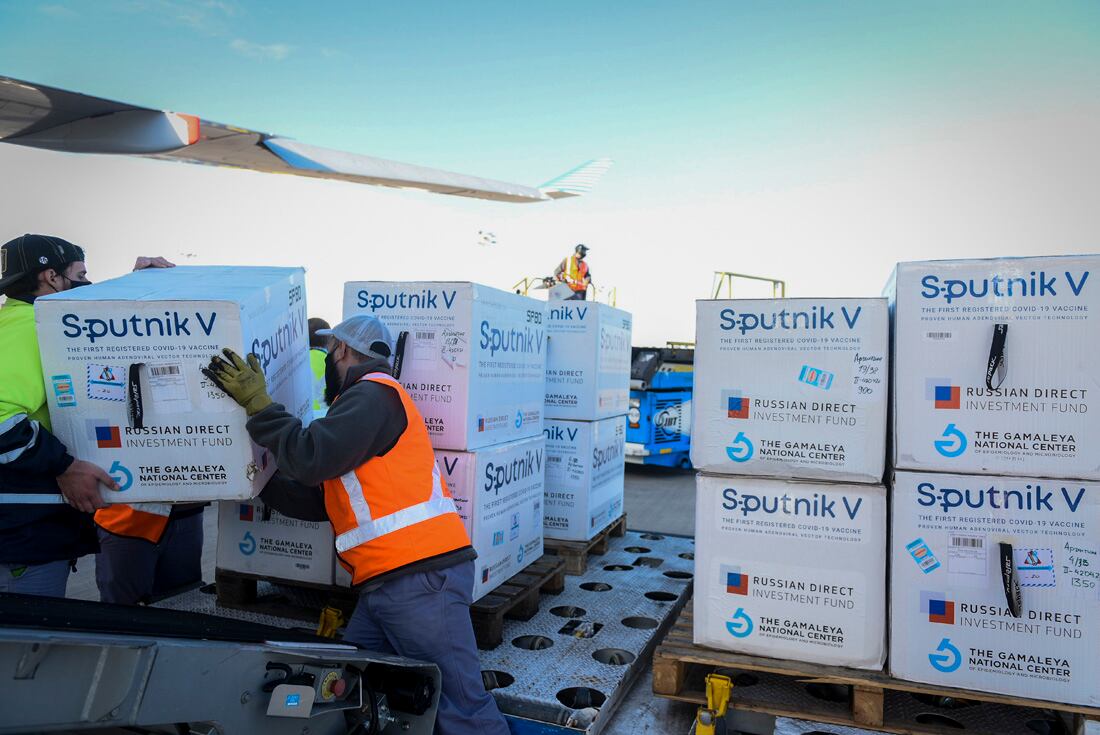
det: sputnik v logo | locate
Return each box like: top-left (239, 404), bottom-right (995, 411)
top-left (515, 410), bottom-right (523, 429)
top-left (934, 424), bottom-right (967, 458)
top-left (725, 608), bottom-right (754, 638)
top-left (239, 531), bottom-right (257, 556)
top-left (726, 432), bottom-right (754, 463)
top-left (929, 637), bottom-right (962, 673)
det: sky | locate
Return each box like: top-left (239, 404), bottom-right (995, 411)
top-left (1, 1), bottom-right (1099, 343)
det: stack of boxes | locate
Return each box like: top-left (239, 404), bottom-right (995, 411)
top-left (690, 297), bottom-right (890, 669)
top-left (887, 256), bottom-right (1099, 705)
top-left (341, 281), bottom-right (548, 600)
top-left (542, 300), bottom-right (632, 541)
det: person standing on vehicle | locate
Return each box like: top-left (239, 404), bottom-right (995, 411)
top-left (0, 234), bottom-right (175, 598)
top-left (203, 315), bottom-right (510, 735)
top-left (554, 243), bottom-right (592, 300)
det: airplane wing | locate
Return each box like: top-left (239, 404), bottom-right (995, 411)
top-left (0, 76), bottom-right (610, 204)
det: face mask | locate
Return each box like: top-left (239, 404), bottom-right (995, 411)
top-left (323, 349), bottom-right (342, 406)
top-left (66, 278), bottom-right (92, 289)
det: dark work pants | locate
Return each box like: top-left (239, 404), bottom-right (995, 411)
top-left (342, 560), bottom-right (510, 735)
top-left (96, 511), bottom-right (204, 604)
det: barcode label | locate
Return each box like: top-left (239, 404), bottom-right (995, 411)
top-left (415, 331), bottom-right (434, 341)
top-left (150, 365), bottom-right (181, 376)
top-left (926, 331), bottom-right (953, 340)
top-left (952, 536), bottom-right (983, 548)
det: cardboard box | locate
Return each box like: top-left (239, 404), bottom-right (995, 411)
top-left (890, 470), bottom-right (1099, 706)
top-left (888, 256), bottom-right (1100, 479)
top-left (694, 473), bottom-right (887, 669)
top-left (216, 499), bottom-right (351, 587)
top-left (775, 718), bottom-right (879, 735)
top-left (35, 266), bottom-right (312, 503)
top-left (436, 436), bottom-right (546, 600)
top-left (691, 298), bottom-right (889, 483)
top-left (543, 417), bottom-right (626, 541)
top-left (545, 301), bottom-right (632, 420)
top-left (343, 281), bottom-right (546, 450)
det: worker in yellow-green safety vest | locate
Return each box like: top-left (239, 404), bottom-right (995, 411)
top-left (0, 234), bottom-right (190, 601)
top-left (309, 317), bottom-right (333, 419)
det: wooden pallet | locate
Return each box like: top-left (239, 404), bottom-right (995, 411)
top-left (543, 513), bottom-right (628, 575)
top-left (470, 555), bottom-right (566, 650)
top-left (213, 568), bottom-right (359, 623)
top-left (654, 604), bottom-right (1100, 735)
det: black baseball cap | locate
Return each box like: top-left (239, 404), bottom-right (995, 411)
top-left (0, 234), bottom-right (86, 295)
top-left (575, 243), bottom-right (590, 255)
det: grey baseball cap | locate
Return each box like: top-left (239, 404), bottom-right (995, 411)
top-left (317, 314), bottom-right (395, 359)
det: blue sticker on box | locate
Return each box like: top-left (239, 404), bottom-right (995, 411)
top-left (51, 374), bottom-right (76, 407)
top-left (907, 538), bottom-right (941, 574)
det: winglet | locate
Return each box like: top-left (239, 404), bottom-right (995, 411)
top-left (539, 157), bottom-right (613, 199)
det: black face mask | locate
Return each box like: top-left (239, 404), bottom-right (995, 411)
top-left (323, 350), bottom-right (343, 406)
top-left (66, 278), bottom-right (92, 289)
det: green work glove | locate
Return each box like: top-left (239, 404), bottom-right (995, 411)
top-left (203, 348), bottom-right (273, 416)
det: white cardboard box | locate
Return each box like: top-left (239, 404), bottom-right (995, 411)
top-left (890, 470), bottom-right (1099, 706)
top-left (543, 417), bottom-right (626, 541)
top-left (691, 298), bottom-right (889, 483)
top-left (216, 499), bottom-right (351, 587)
top-left (35, 266), bottom-right (312, 503)
top-left (343, 282), bottom-right (546, 450)
top-left (694, 473), bottom-right (887, 669)
top-left (888, 256), bottom-right (1100, 479)
top-left (545, 301), bottom-right (632, 420)
top-left (436, 436), bottom-right (546, 600)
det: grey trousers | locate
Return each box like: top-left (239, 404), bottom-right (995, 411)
top-left (343, 560), bottom-right (510, 735)
top-left (0, 559), bottom-right (70, 597)
top-left (96, 511), bottom-right (204, 605)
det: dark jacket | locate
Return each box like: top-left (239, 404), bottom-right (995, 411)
top-left (0, 295), bottom-right (97, 564)
top-left (248, 358), bottom-right (474, 587)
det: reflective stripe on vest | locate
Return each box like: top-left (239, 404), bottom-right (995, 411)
top-left (333, 462), bottom-right (457, 552)
top-left (331, 372), bottom-right (458, 553)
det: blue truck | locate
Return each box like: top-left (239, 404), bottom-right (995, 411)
top-left (624, 346), bottom-right (694, 468)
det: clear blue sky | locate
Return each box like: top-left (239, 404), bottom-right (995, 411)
top-left (2, 1), bottom-right (1098, 192)
top-left (2, 1), bottom-right (1099, 342)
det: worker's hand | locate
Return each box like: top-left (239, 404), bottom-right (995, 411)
top-left (203, 348), bottom-right (273, 416)
top-left (133, 256), bottom-right (176, 271)
top-left (57, 460), bottom-right (116, 513)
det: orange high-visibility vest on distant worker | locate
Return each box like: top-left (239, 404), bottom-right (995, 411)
top-left (322, 372), bottom-right (470, 585)
top-left (565, 255), bottom-right (589, 292)
top-left (95, 503), bottom-right (172, 544)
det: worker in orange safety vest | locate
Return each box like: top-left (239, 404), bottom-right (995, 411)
top-left (204, 314), bottom-right (509, 735)
top-left (553, 243), bottom-right (592, 300)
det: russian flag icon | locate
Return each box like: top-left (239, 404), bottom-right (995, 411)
top-left (934, 385), bottom-right (960, 409)
top-left (239, 504), bottom-right (254, 522)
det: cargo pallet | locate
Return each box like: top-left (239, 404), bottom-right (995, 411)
top-left (213, 568), bottom-right (359, 623)
top-left (654, 604), bottom-right (1100, 735)
top-left (215, 557), bottom-right (567, 648)
top-left (544, 514), bottom-right (629, 575)
top-left (481, 530), bottom-right (697, 735)
top-left (471, 555), bottom-right (567, 650)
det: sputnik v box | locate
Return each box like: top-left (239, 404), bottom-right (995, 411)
top-left (216, 499), bottom-right (351, 587)
top-left (694, 473), bottom-right (887, 669)
top-left (543, 416), bottom-right (626, 541)
top-left (691, 298), bottom-right (889, 483)
top-left (435, 436), bottom-right (545, 600)
top-left (343, 282), bottom-right (546, 451)
top-left (888, 256), bottom-right (1100, 479)
top-left (35, 266), bottom-right (312, 503)
top-left (545, 301), bottom-right (632, 420)
top-left (890, 470), bottom-right (1099, 706)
